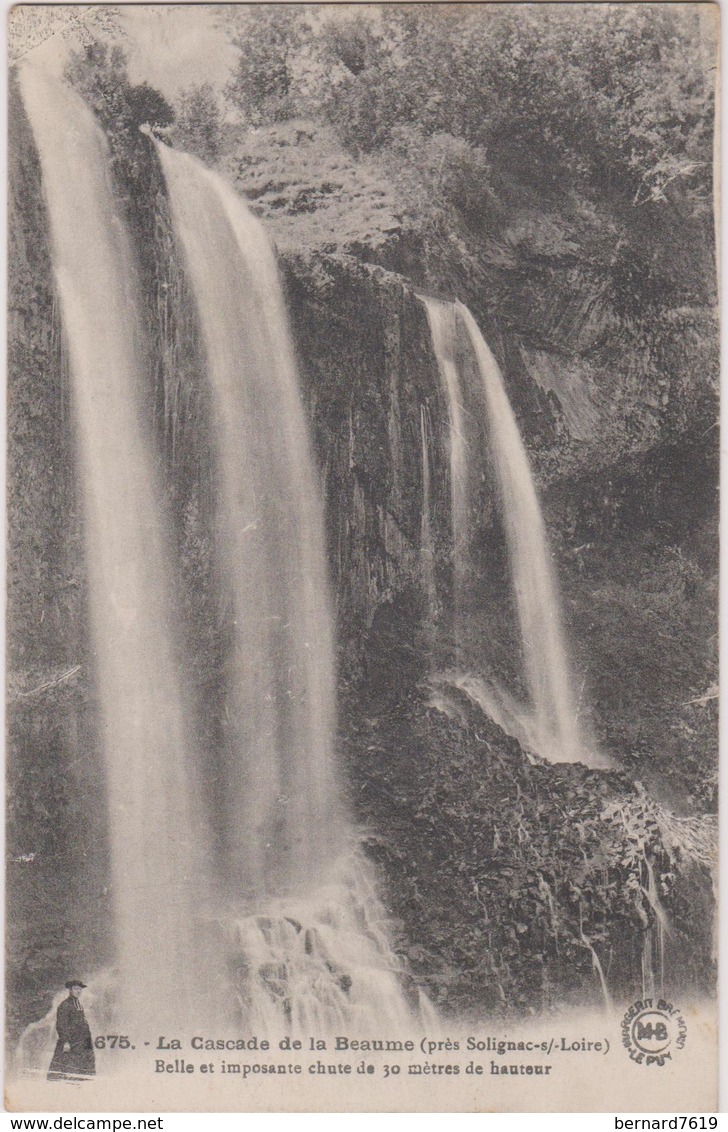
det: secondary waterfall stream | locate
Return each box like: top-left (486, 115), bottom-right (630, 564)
top-left (18, 68), bottom-right (416, 1067)
top-left (422, 296), bottom-right (606, 769)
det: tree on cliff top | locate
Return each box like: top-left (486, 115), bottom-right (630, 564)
top-left (64, 40), bottom-right (174, 151)
top-left (171, 82), bottom-right (223, 165)
top-left (222, 6), bottom-right (308, 125)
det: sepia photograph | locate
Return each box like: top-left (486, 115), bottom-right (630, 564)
top-left (5, 1), bottom-right (720, 1112)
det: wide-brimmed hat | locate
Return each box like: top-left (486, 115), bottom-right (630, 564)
top-left (65, 979), bottom-right (87, 989)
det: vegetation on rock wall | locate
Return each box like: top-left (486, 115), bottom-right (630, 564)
top-left (344, 688), bottom-right (714, 1018)
top-left (216, 5), bottom-right (717, 471)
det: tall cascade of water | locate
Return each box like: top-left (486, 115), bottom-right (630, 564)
top-left (156, 142), bottom-right (415, 1032)
top-left (422, 296), bottom-right (605, 768)
top-left (18, 68), bottom-right (219, 1035)
top-left (156, 142), bottom-right (344, 899)
top-left (419, 404), bottom-right (437, 630)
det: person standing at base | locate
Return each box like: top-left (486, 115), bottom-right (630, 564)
top-left (47, 979), bottom-right (96, 1080)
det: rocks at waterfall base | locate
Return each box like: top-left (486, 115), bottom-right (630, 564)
top-left (343, 687), bottom-right (715, 1019)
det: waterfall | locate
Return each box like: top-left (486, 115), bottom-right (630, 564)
top-left (227, 854), bottom-right (419, 1036)
top-left (422, 296), bottom-right (606, 768)
top-left (18, 68), bottom-right (220, 1033)
top-left (16, 68), bottom-right (417, 1066)
top-left (156, 140), bottom-right (416, 1030)
top-left (457, 303), bottom-right (590, 765)
top-left (419, 404), bottom-right (437, 629)
top-left (156, 142), bottom-right (345, 899)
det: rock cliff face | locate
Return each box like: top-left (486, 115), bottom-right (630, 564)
top-left (7, 86), bottom-right (717, 1035)
top-left (279, 242), bottom-right (717, 808)
top-left (283, 253), bottom-right (452, 686)
top-left (277, 241), bottom-right (717, 1014)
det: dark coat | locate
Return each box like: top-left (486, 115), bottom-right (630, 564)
top-left (47, 996), bottom-right (96, 1080)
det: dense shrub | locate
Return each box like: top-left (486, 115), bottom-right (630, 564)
top-left (171, 82), bottom-right (223, 164)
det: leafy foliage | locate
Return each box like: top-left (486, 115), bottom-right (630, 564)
top-left (9, 5), bottom-right (122, 65)
top-left (223, 7), bottom-right (307, 125)
top-left (219, 6), bottom-right (717, 496)
top-left (222, 6), bottom-right (715, 214)
top-left (64, 40), bottom-right (174, 162)
top-left (171, 82), bottom-right (223, 165)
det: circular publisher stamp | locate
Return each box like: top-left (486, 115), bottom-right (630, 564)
top-left (621, 998), bottom-right (687, 1066)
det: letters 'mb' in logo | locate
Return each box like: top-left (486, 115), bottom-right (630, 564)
top-left (631, 1011), bottom-right (671, 1054)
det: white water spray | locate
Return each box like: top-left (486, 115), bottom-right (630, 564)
top-left (422, 296), bottom-right (606, 768)
top-left (419, 404), bottom-right (438, 628)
